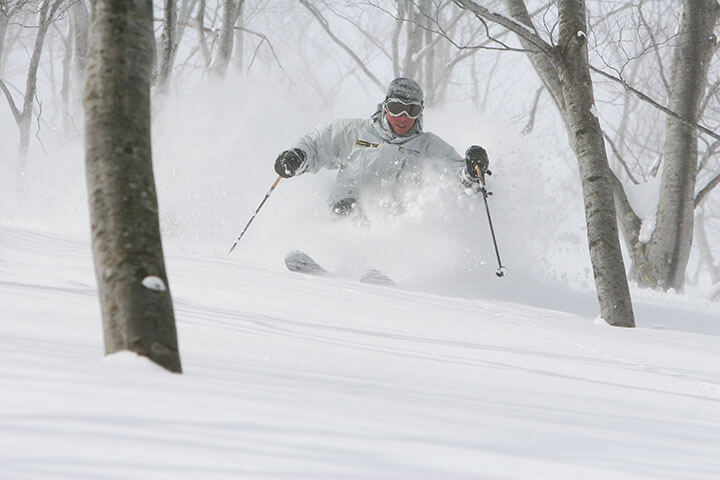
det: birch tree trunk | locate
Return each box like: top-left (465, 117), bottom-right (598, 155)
top-left (0, 12), bottom-right (8, 68)
top-left (196, 0), bottom-right (211, 69)
top-left (391, 2), bottom-right (405, 78)
top-left (421, 0), bottom-right (435, 105)
top-left (210, 0), bottom-right (235, 77)
top-left (402, 5), bottom-right (423, 80)
top-left (631, 0), bottom-right (719, 291)
top-left (456, 0), bottom-right (635, 326)
top-left (233, 0), bottom-right (244, 72)
top-left (0, 1), bottom-right (25, 69)
top-left (84, 0), bottom-right (182, 373)
top-left (17, 0), bottom-right (63, 165)
top-left (555, 0), bottom-right (634, 327)
top-left (157, 0), bottom-right (178, 92)
top-left (69, 0), bottom-right (89, 79)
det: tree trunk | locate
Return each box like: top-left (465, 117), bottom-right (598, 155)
top-left (455, 0), bottom-right (635, 327)
top-left (157, 0), bottom-right (178, 92)
top-left (84, 0), bottom-right (182, 373)
top-left (402, 5), bottom-right (423, 80)
top-left (18, 0), bottom-right (63, 165)
top-left (421, 0), bottom-right (435, 105)
top-left (0, 13), bottom-right (8, 68)
top-left (555, 0), bottom-right (635, 327)
top-left (0, 1), bottom-right (24, 69)
top-left (175, 0), bottom-right (198, 48)
top-left (196, 0), bottom-right (211, 69)
top-left (695, 210), bottom-right (720, 285)
top-left (69, 0), bottom-right (89, 79)
top-left (632, 0), bottom-right (719, 291)
top-left (233, 0), bottom-right (244, 72)
top-left (210, 0), bottom-right (234, 77)
top-left (59, 23), bottom-right (71, 132)
top-left (391, 2), bottom-right (405, 78)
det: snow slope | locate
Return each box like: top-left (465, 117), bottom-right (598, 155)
top-left (1, 224), bottom-right (719, 479)
top-left (1, 77), bottom-right (719, 479)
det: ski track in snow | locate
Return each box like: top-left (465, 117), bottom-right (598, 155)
top-left (1, 225), bottom-right (719, 479)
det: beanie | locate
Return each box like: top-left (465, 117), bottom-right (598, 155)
top-left (385, 77), bottom-right (423, 103)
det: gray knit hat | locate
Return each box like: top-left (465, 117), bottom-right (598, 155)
top-left (385, 77), bottom-right (423, 103)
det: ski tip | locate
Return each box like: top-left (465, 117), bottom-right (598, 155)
top-left (285, 250), bottom-right (327, 275)
top-left (360, 269), bottom-right (395, 286)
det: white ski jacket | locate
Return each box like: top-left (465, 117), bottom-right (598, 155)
top-left (292, 111), bottom-right (469, 211)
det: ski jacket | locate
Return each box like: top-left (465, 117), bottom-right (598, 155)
top-left (292, 112), bottom-right (467, 211)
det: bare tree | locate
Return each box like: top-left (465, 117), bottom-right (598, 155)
top-left (69, 0), bottom-right (89, 78)
top-left (233, 0), bottom-right (244, 71)
top-left (195, 0), bottom-right (211, 68)
top-left (210, 0), bottom-right (239, 77)
top-left (0, 1), bottom-right (19, 66)
top-left (157, 0), bottom-right (198, 84)
top-left (299, 1), bottom-right (488, 106)
top-left (452, 0), bottom-right (720, 293)
top-left (613, 0), bottom-right (719, 291)
top-left (0, 0), bottom-right (64, 167)
top-left (157, 0), bottom-right (178, 92)
top-left (53, 0), bottom-right (89, 134)
top-left (695, 209), bottom-right (720, 287)
top-left (455, 0), bottom-right (635, 327)
top-left (84, 0), bottom-right (182, 372)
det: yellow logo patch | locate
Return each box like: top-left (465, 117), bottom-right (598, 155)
top-left (355, 140), bottom-right (379, 148)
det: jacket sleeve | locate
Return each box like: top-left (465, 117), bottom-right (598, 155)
top-left (424, 133), bottom-right (483, 192)
top-left (291, 119), bottom-right (360, 174)
top-left (423, 133), bottom-right (464, 172)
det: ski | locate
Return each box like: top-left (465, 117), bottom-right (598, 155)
top-left (285, 250), bottom-right (327, 275)
top-left (284, 250), bottom-right (394, 285)
top-left (360, 268), bottom-right (394, 285)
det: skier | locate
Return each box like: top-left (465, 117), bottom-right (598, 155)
top-left (273, 77), bottom-right (490, 218)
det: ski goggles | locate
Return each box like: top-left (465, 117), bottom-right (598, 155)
top-left (383, 98), bottom-right (423, 119)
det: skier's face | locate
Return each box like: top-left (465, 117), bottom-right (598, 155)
top-left (385, 110), bottom-right (416, 136)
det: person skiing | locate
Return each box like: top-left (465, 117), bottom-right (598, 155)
top-left (273, 77), bottom-right (490, 218)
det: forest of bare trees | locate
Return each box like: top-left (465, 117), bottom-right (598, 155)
top-left (1, 0), bottom-right (719, 349)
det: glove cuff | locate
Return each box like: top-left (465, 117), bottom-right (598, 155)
top-left (460, 167), bottom-right (482, 192)
top-left (291, 148), bottom-right (308, 176)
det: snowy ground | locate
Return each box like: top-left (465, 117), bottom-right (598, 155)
top-left (1, 79), bottom-right (718, 478)
top-left (1, 223), bottom-right (719, 479)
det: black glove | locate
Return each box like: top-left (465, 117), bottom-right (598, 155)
top-left (465, 145), bottom-right (489, 181)
top-left (332, 198), bottom-right (357, 216)
top-left (274, 148), bottom-right (307, 178)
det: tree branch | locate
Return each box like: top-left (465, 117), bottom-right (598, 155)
top-left (695, 173), bottom-right (720, 208)
top-left (0, 78), bottom-right (21, 124)
top-left (452, 0), bottom-right (555, 57)
top-left (608, 166), bottom-right (643, 257)
top-left (520, 85), bottom-right (543, 135)
top-left (636, 0), bottom-right (671, 94)
top-left (589, 64), bottom-right (720, 142)
top-left (602, 130), bottom-right (640, 185)
top-left (321, 0), bottom-right (392, 62)
top-left (234, 26), bottom-right (289, 78)
top-left (298, 0), bottom-right (384, 93)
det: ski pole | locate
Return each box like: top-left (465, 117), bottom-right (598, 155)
top-left (475, 165), bottom-right (507, 278)
top-left (227, 175), bottom-right (282, 255)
